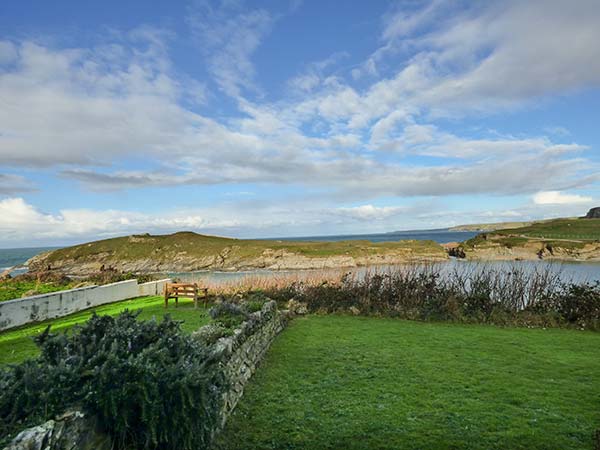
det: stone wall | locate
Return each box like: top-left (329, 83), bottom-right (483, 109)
top-left (0, 278), bottom-right (171, 331)
top-left (210, 300), bottom-right (288, 430)
top-left (3, 300), bottom-right (289, 449)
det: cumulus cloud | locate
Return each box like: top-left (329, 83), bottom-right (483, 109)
top-left (0, 197), bottom-right (241, 244)
top-left (533, 191), bottom-right (594, 205)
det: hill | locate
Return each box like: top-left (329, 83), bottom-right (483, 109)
top-left (448, 218), bottom-right (559, 232)
top-left (455, 218), bottom-right (600, 261)
top-left (28, 232), bottom-right (447, 275)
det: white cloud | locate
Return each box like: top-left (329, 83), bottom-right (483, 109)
top-left (533, 191), bottom-right (594, 205)
top-left (335, 205), bottom-right (406, 221)
top-left (187, 0), bottom-right (273, 97)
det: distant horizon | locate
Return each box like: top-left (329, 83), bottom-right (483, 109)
top-left (1, 1), bottom-right (599, 248)
top-left (0, 211), bottom-right (580, 250)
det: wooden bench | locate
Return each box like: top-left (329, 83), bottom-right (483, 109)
top-left (163, 283), bottom-right (209, 309)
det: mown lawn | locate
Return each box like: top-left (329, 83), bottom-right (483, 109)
top-left (0, 296), bottom-right (210, 365)
top-left (216, 315), bottom-right (600, 450)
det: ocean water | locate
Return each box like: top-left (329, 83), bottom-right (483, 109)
top-left (0, 247), bottom-right (59, 274)
top-left (269, 229), bottom-right (479, 244)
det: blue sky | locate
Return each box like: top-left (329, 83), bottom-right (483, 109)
top-left (1, 0), bottom-right (599, 247)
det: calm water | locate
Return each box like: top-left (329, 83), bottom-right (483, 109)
top-left (170, 259), bottom-right (600, 285)
top-left (269, 228), bottom-right (479, 244)
top-left (0, 247), bottom-right (59, 274)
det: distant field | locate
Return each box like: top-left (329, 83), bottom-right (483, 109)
top-left (496, 218), bottom-right (600, 241)
top-left (0, 296), bottom-right (209, 365)
top-left (449, 220), bottom-right (550, 232)
top-left (217, 315), bottom-right (600, 450)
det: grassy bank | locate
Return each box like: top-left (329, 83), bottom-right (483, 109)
top-left (0, 296), bottom-right (210, 365)
top-left (496, 218), bottom-right (600, 241)
top-left (0, 279), bottom-right (74, 302)
top-left (217, 315), bottom-right (600, 450)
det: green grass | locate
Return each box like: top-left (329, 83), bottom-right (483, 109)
top-left (497, 218), bottom-right (600, 241)
top-left (0, 296), bottom-right (210, 365)
top-left (216, 315), bottom-right (600, 450)
top-left (0, 280), bottom-right (74, 302)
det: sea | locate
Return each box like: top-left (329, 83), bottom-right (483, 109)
top-left (1, 230), bottom-right (599, 282)
top-left (0, 247), bottom-right (60, 275)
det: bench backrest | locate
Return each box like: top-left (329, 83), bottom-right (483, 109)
top-left (164, 283), bottom-right (199, 298)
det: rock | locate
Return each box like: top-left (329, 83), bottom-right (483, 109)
top-left (4, 410), bottom-right (111, 450)
top-left (584, 207), bottom-right (600, 219)
top-left (0, 268), bottom-right (11, 280)
top-left (286, 299), bottom-right (308, 315)
top-left (348, 306), bottom-right (361, 316)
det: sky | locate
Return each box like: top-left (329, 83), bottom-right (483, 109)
top-left (1, 0), bottom-right (599, 248)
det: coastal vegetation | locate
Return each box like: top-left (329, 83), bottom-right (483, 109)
top-left (457, 218), bottom-right (600, 260)
top-left (0, 311), bottom-right (223, 449)
top-left (27, 231), bottom-right (447, 275)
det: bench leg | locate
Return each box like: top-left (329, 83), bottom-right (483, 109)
top-left (194, 293), bottom-right (198, 309)
top-left (175, 296), bottom-right (178, 308)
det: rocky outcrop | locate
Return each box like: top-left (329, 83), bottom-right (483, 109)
top-left (458, 239), bottom-right (600, 262)
top-left (28, 246), bottom-right (448, 276)
top-left (585, 207), bottom-right (600, 219)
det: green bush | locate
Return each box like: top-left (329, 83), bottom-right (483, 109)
top-left (209, 302), bottom-right (249, 329)
top-left (0, 311), bottom-right (225, 449)
top-left (264, 266), bottom-right (600, 330)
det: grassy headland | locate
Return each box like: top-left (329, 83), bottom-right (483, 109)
top-left (456, 218), bottom-right (600, 261)
top-left (28, 231), bottom-right (447, 275)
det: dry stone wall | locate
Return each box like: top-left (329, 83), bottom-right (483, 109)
top-left (210, 300), bottom-right (288, 430)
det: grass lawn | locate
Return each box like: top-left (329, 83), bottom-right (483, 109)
top-left (216, 315), bottom-right (600, 450)
top-left (0, 296), bottom-right (210, 365)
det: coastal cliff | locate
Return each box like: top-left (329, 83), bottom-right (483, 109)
top-left (27, 232), bottom-right (448, 275)
top-left (450, 216), bottom-right (600, 262)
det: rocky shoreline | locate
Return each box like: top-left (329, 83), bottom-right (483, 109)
top-left (27, 248), bottom-right (449, 276)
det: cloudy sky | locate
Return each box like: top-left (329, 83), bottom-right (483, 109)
top-left (1, 0), bottom-right (599, 247)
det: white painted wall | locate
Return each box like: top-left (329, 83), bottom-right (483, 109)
top-left (0, 278), bottom-right (171, 331)
top-left (138, 279), bottom-right (171, 296)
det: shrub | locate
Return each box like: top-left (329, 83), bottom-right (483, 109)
top-left (0, 311), bottom-right (225, 449)
top-left (263, 265), bottom-right (600, 330)
top-left (209, 302), bottom-right (249, 329)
